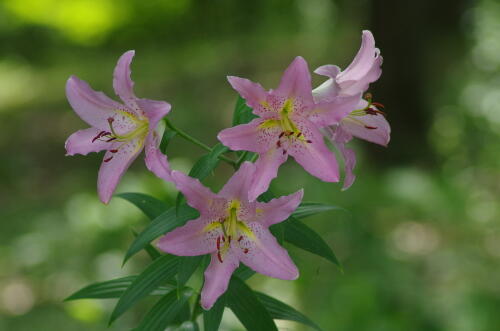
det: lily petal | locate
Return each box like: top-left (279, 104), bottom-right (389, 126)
top-left (97, 138), bottom-right (144, 204)
top-left (274, 56), bottom-right (314, 106)
top-left (337, 30), bottom-right (382, 95)
top-left (327, 125), bottom-right (356, 190)
top-left (256, 189), bottom-right (303, 227)
top-left (337, 141), bottom-right (356, 190)
top-left (65, 127), bottom-right (111, 156)
top-left (137, 99), bottom-right (173, 182)
top-left (66, 76), bottom-right (127, 130)
top-left (201, 250), bottom-right (239, 310)
top-left (238, 222), bottom-right (298, 280)
top-left (136, 98), bottom-right (171, 124)
top-left (219, 161), bottom-right (256, 201)
top-left (171, 171), bottom-right (218, 215)
top-left (144, 130), bottom-right (172, 182)
top-left (312, 65), bottom-right (341, 102)
top-left (227, 76), bottom-right (270, 116)
top-left (218, 118), bottom-right (281, 153)
top-left (309, 93), bottom-right (362, 127)
top-left (338, 30), bottom-right (378, 82)
top-left (342, 113), bottom-right (390, 146)
top-left (113, 50), bottom-right (138, 110)
top-left (158, 217), bottom-right (218, 256)
top-left (287, 118), bottom-right (339, 182)
top-left (249, 148), bottom-right (288, 201)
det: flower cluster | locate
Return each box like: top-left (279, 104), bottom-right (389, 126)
top-left (65, 30), bottom-right (389, 310)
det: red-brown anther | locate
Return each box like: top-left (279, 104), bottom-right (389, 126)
top-left (371, 102), bottom-right (385, 109)
top-left (276, 140), bottom-right (281, 148)
top-left (365, 108), bottom-right (377, 115)
top-left (216, 237), bottom-right (221, 250)
top-left (296, 132), bottom-right (302, 138)
top-left (104, 156), bottom-right (113, 162)
top-left (282, 149), bottom-right (287, 155)
top-left (285, 131), bottom-right (293, 136)
top-left (228, 236), bottom-right (232, 243)
top-left (106, 137), bottom-right (117, 142)
top-left (92, 131), bottom-right (106, 143)
top-left (217, 252), bottom-right (223, 263)
top-left (365, 125), bottom-right (378, 130)
top-left (107, 117), bottom-right (114, 124)
top-left (306, 140), bottom-right (312, 143)
top-left (243, 248), bottom-right (249, 254)
top-left (279, 132), bottom-right (285, 138)
top-left (238, 236), bottom-right (243, 242)
top-left (109, 149), bottom-right (118, 153)
top-left (366, 107), bottom-right (386, 116)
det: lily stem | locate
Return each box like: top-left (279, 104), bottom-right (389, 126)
top-left (164, 119), bottom-right (237, 166)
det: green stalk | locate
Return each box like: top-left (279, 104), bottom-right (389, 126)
top-left (165, 119), bottom-right (236, 166)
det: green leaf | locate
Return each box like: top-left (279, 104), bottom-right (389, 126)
top-left (235, 150), bottom-right (257, 167)
top-left (292, 202), bottom-right (344, 220)
top-left (226, 277), bottom-right (278, 331)
top-left (284, 217), bottom-right (341, 268)
top-left (132, 230), bottom-right (161, 261)
top-left (117, 193), bottom-right (170, 220)
top-left (176, 143), bottom-right (229, 209)
top-left (136, 287), bottom-right (193, 331)
top-left (233, 265), bottom-right (255, 280)
top-left (189, 143), bottom-right (228, 180)
top-left (232, 96), bottom-right (257, 126)
top-left (172, 299), bottom-right (191, 325)
top-left (256, 292), bottom-right (321, 330)
top-left (160, 129), bottom-right (177, 153)
top-left (109, 255), bottom-right (179, 324)
top-left (269, 223), bottom-right (285, 245)
top-left (177, 255), bottom-right (204, 288)
top-left (124, 205), bottom-right (199, 263)
top-left (171, 321), bottom-right (200, 331)
top-left (65, 276), bottom-right (175, 301)
top-left (203, 294), bottom-right (226, 331)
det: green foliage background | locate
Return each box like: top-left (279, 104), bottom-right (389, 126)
top-left (1, 0), bottom-right (499, 330)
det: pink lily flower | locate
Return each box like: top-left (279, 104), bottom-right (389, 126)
top-left (65, 50), bottom-right (172, 204)
top-left (312, 30), bottom-right (390, 189)
top-left (218, 57), bottom-right (360, 201)
top-left (158, 162), bottom-right (302, 310)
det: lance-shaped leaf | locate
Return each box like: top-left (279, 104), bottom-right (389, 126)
top-left (132, 230), bottom-right (161, 261)
top-left (65, 276), bottom-right (175, 301)
top-left (160, 129), bottom-right (177, 153)
top-left (256, 292), bottom-right (321, 330)
top-left (177, 255), bottom-right (205, 288)
top-left (284, 217), bottom-right (341, 268)
top-left (169, 321), bottom-right (200, 331)
top-left (189, 144), bottom-right (228, 180)
top-left (203, 294), bottom-right (226, 331)
top-left (292, 202), bottom-right (345, 220)
top-left (109, 255), bottom-right (179, 324)
top-left (232, 95), bottom-right (258, 126)
top-left (124, 204), bottom-right (199, 263)
top-left (117, 192), bottom-right (170, 220)
top-left (135, 287), bottom-right (194, 331)
top-left (226, 277), bottom-right (278, 331)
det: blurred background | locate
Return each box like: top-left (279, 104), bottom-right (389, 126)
top-left (1, 0), bottom-right (499, 330)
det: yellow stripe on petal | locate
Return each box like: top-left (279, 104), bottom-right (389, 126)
top-left (203, 221), bottom-right (223, 233)
top-left (237, 221), bottom-right (256, 241)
